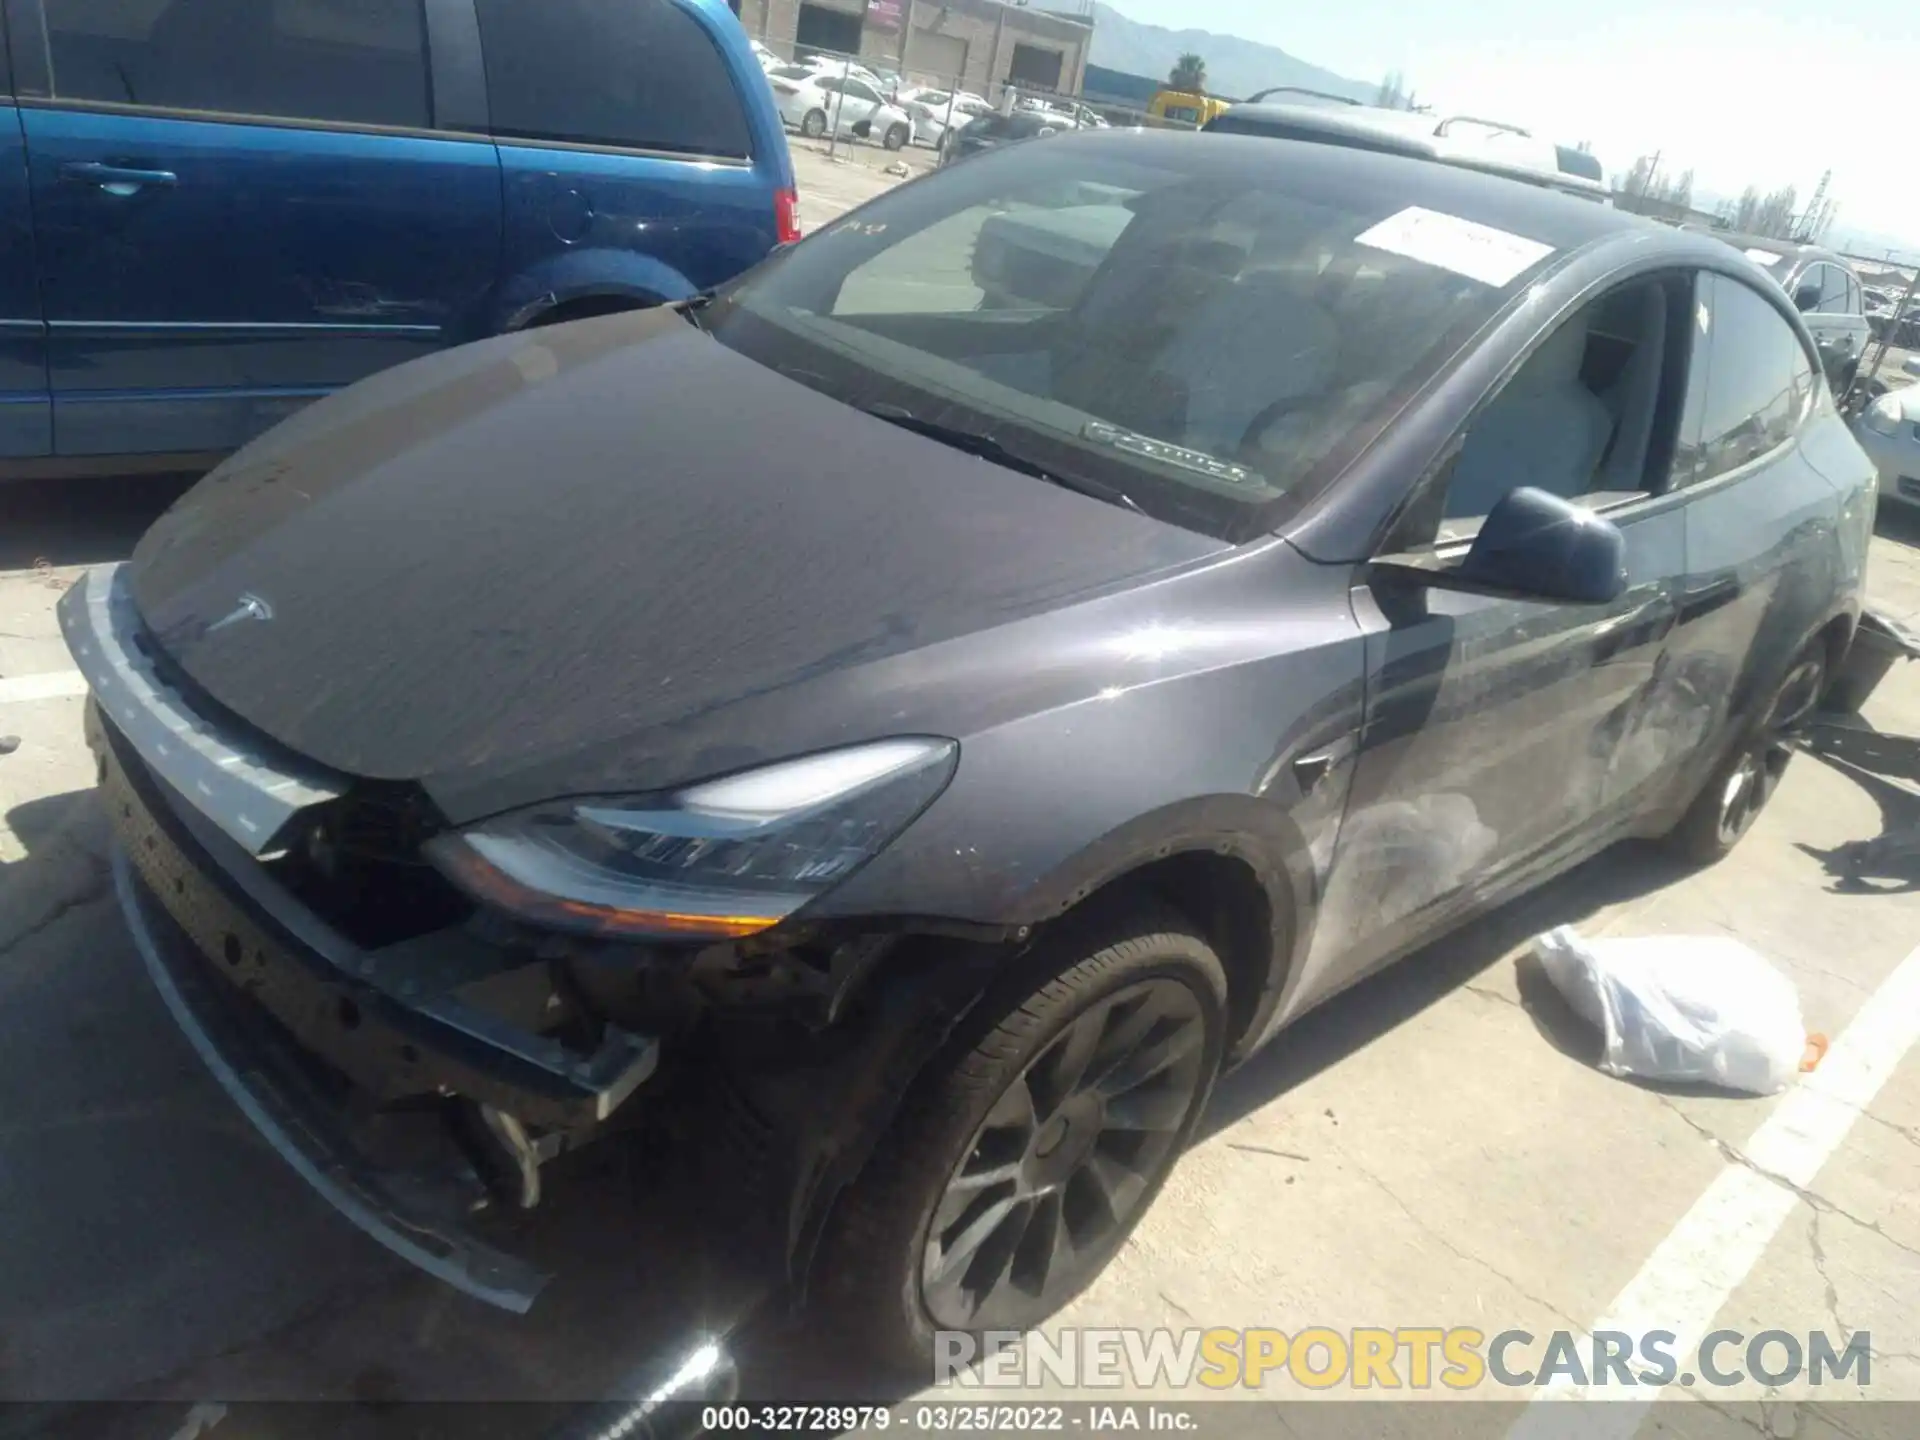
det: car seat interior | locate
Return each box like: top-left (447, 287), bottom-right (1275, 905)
top-left (1440, 277), bottom-right (1676, 525)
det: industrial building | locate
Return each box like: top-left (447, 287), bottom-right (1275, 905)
top-left (731, 0), bottom-right (1094, 99)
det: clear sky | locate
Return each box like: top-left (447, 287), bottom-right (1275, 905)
top-left (1112, 0), bottom-right (1916, 258)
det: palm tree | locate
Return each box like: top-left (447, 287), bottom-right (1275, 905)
top-left (1168, 53), bottom-right (1206, 94)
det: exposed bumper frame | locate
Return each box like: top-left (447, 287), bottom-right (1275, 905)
top-left (113, 847), bottom-right (552, 1312)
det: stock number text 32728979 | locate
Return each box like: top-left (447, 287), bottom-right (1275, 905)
top-left (700, 1405), bottom-right (1073, 1431)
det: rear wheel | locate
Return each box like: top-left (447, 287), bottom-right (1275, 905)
top-left (1665, 649), bottom-right (1827, 863)
top-left (884, 123), bottom-right (910, 151)
top-left (816, 905), bottom-right (1227, 1373)
top-left (801, 109), bottom-right (828, 138)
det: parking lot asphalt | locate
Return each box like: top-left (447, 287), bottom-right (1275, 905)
top-left (792, 142), bottom-right (928, 229)
top-left (8, 509), bottom-right (1920, 1433)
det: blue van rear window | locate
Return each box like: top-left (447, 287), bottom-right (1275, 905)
top-left (475, 0), bottom-right (752, 160)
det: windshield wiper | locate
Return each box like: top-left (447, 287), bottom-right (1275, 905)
top-left (858, 405), bottom-right (1144, 515)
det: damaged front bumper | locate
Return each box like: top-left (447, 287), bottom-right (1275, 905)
top-left (112, 845), bottom-right (552, 1311)
top-left (63, 564), bottom-right (666, 1312)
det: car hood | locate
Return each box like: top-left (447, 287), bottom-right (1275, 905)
top-left (128, 309), bottom-right (1220, 820)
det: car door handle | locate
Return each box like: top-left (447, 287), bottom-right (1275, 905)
top-left (61, 161), bottom-right (179, 191)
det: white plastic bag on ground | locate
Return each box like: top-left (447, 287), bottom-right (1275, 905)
top-left (1531, 926), bottom-right (1809, 1095)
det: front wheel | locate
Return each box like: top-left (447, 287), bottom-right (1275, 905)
top-left (884, 123), bottom-right (910, 151)
top-left (1664, 648), bottom-right (1827, 863)
top-left (815, 905), bottom-right (1228, 1373)
top-left (800, 109), bottom-right (828, 139)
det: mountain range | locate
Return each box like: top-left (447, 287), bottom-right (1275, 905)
top-left (1076, 4), bottom-right (1915, 257)
top-left (1085, 2), bottom-right (1375, 103)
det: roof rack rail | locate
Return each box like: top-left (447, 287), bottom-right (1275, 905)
top-left (1243, 86), bottom-right (1360, 107)
top-left (1434, 115), bottom-right (1532, 139)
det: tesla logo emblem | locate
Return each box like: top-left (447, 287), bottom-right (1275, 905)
top-left (207, 593), bottom-right (274, 634)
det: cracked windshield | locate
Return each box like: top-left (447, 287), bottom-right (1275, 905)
top-left (4, 2), bottom-right (1919, 1440)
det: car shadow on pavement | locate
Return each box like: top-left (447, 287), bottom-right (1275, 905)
top-left (0, 474), bottom-right (197, 573)
top-left (0, 788), bottom-right (111, 957)
top-left (1876, 502), bottom-right (1920, 549)
top-left (1795, 718), bottom-right (1920, 893)
top-left (1203, 839), bottom-right (1696, 1136)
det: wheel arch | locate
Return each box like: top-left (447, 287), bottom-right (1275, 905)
top-left (1030, 846), bottom-right (1286, 1061)
top-left (1817, 609), bottom-right (1857, 685)
top-left (492, 248), bottom-right (698, 334)
top-left (511, 290), bottom-right (659, 330)
top-left (770, 831), bottom-right (1306, 1306)
top-left (993, 796), bottom-right (1319, 1064)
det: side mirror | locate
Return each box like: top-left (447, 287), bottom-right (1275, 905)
top-left (1793, 285), bottom-right (1821, 313)
top-left (1456, 488), bottom-right (1628, 602)
top-left (1375, 488), bottom-right (1628, 605)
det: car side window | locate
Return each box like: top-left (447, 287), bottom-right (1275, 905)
top-left (1789, 264), bottom-right (1824, 314)
top-left (1676, 273), bottom-right (1809, 486)
top-left (1820, 263), bottom-right (1853, 314)
top-left (44, 0), bottom-right (430, 130)
top-left (1846, 274), bottom-right (1863, 315)
top-left (474, 0), bottom-right (751, 161)
top-left (1428, 277), bottom-right (1679, 538)
top-left (845, 81), bottom-right (881, 104)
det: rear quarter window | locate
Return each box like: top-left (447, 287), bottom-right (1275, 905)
top-left (1679, 273), bottom-right (1815, 485)
top-left (474, 0), bottom-right (751, 160)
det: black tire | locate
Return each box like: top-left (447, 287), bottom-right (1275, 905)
top-left (1664, 647), bottom-right (1827, 864)
top-left (884, 123), bottom-right (910, 151)
top-left (801, 109), bottom-right (828, 139)
top-left (815, 903), bottom-right (1228, 1375)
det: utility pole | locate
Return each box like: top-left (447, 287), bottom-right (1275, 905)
top-left (1856, 252), bottom-right (1920, 411)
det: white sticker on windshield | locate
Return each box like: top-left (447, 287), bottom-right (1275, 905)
top-left (1744, 247), bottom-right (1783, 266)
top-left (1353, 206), bottom-right (1554, 287)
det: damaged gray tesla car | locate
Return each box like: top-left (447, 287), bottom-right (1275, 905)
top-left (65, 130), bottom-right (1873, 1371)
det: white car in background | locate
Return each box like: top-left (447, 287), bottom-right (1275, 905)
top-left (768, 68), bottom-right (916, 149)
top-left (792, 53), bottom-right (888, 90)
top-left (1017, 96), bottom-right (1109, 129)
top-left (899, 89), bottom-right (995, 147)
top-left (751, 39), bottom-right (781, 72)
top-left (1853, 357), bottom-right (1920, 507)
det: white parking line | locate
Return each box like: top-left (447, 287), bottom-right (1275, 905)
top-left (1507, 939), bottom-right (1920, 1435)
top-left (0, 669), bottom-right (88, 705)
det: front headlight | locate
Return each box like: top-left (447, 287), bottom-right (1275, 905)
top-left (1863, 393), bottom-right (1907, 436)
top-left (425, 738), bottom-right (957, 941)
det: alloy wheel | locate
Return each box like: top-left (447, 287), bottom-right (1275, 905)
top-left (919, 976), bottom-right (1210, 1331)
top-left (1716, 656), bottom-right (1825, 847)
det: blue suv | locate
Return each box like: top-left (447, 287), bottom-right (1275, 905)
top-left (0, 0), bottom-right (797, 476)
